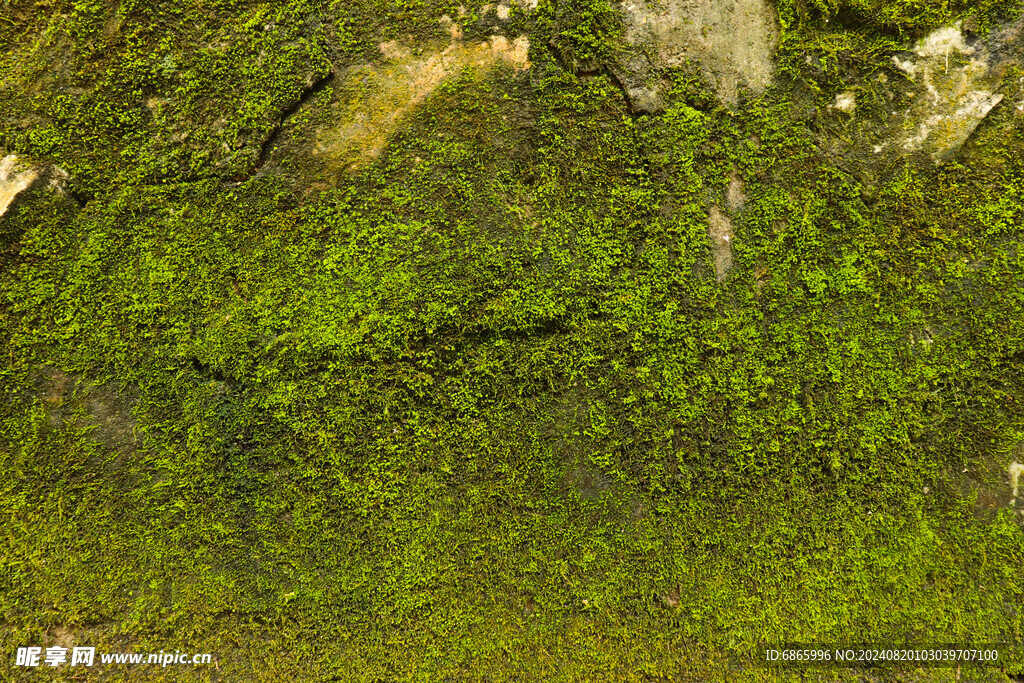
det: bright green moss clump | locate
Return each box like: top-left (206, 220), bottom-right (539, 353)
top-left (1, 0), bottom-right (1024, 681)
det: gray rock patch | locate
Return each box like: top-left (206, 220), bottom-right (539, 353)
top-left (619, 0), bottom-right (778, 105)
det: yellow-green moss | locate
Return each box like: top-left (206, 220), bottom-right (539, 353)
top-left (1, 1), bottom-right (1024, 681)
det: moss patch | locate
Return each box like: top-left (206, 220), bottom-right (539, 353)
top-left (2, 1), bottom-right (1024, 681)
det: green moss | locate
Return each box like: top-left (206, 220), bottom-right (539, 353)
top-left (1, 0), bottom-right (1024, 681)
top-left (537, 0), bottom-right (623, 69)
top-left (777, 0), bottom-right (1022, 35)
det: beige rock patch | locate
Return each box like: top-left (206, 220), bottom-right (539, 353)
top-left (832, 91), bottom-right (857, 114)
top-left (622, 0), bottom-right (777, 103)
top-left (439, 14), bottom-right (464, 40)
top-left (1010, 462), bottom-right (1024, 504)
top-left (49, 626), bottom-right (76, 649)
top-left (725, 173), bottom-right (745, 214)
top-left (913, 25), bottom-right (970, 59)
top-left (0, 154), bottom-right (39, 218)
top-left (708, 205), bottom-right (733, 282)
top-left (40, 367), bottom-right (140, 455)
top-left (708, 173), bottom-right (745, 282)
top-left (316, 34), bottom-right (530, 171)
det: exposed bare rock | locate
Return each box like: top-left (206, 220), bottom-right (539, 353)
top-left (708, 204), bottom-right (733, 282)
top-left (1010, 461), bottom-right (1023, 505)
top-left (831, 91), bottom-right (857, 114)
top-left (813, 16), bottom-right (1024, 194)
top-left (607, 51), bottom-right (667, 114)
top-left (39, 367), bottom-right (141, 457)
top-left (618, 0), bottom-right (778, 106)
top-left (315, 33), bottom-right (530, 171)
top-left (0, 155), bottom-right (39, 218)
top-left (708, 173), bottom-right (745, 283)
top-left (0, 154), bottom-right (73, 218)
top-left (725, 173), bottom-right (745, 214)
top-left (891, 21), bottom-right (1008, 163)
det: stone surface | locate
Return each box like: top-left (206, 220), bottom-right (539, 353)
top-left (832, 91), bottom-right (856, 114)
top-left (619, 0), bottom-right (777, 105)
top-left (708, 204), bottom-right (733, 282)
top-left (0, 154), bottom-right (39, 218)
top-left (725, 173), bottom-right (745, 214)
top-left (814, 15), bottom-right (1024, 193)
top-left (1010, 462), bottom-right (1024, 503)
top-left (316, 33), bottom-right (530, 171)
top-left (892, 21), bottom-right (1007, 163)
top-left (0, 153), bottom-right (72, 217)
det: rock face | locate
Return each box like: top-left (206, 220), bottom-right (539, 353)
top-left (0, 154), bottom-right (40, 218)
top-left (708, 173), bottom-right (744, 282)
top-left (615, 0), bottom-right (778, 108)
top-left (1011, 461), bottom-right (1024, 505)
top-left (316, 32), bottom-right (530, 171)
top-left (708, 204), bottom-right (733, 281)
top-left (815, 16), bottom-right (1024, 192)
top-left (0, 153), bottom-right (71, 217)
top-left (891, 22), bottom-right (1008, 163)
top-left (40, 367), bottom-right (140, 457)
top-left (831, 91), bottom-right (857, 114)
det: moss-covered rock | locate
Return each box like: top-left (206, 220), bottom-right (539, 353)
top-left (2, 0), bottom-right (1024, 681)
